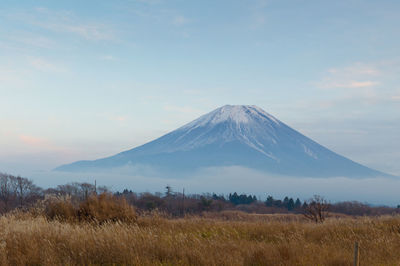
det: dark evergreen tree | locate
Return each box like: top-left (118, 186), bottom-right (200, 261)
top-left (295, 198), bottom-right (302, 209)
top-left (229, 192), bottom-right (256, 205)
top-left (212, 193), bottom-right (225, 201)
top-left (283, 196), bottom-right (289, 207)
top-left (265, 195), bottom-right (274, 207)
top-left (287, 198), bottom-right (295, 211)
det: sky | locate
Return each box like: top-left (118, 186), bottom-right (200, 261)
top-left (1, 0), bottom-right (400, 183)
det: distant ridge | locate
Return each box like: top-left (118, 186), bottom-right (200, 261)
top-left (56, 105), bottom-right (390, 178)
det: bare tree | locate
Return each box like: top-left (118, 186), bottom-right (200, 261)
top-left (16, 176), bottom-right (42, 208)
top-left (79, 183), bottom-right (96, 200)
top-left (0, 173), bottom-right (17, 212)
top-left (57, 183), bottom-right (79, 197)
top-left (16, 176), bottom-right (32, 208)
top-left (55, 182), bottom-right (96, 201)
top-left (97, 186), bottom-right (109, 194)
top-left (303, 195), bottom-right (330, 223)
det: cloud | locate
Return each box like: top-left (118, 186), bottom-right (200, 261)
top-left (0, 65), bottom-right (31, 89)
top-left (318, 63), bottom-right (380, 89)
top-left (320, 80), bottom-right (378, 89)
top-left (327, 65), bottom-right (380, 76)
top-left (18, 134), bottom-right (66, 153)
top-left (391, 94), bottom-right (400, 102)
top-left (115, 116), bottom-right (127, 122)
top-left (102, 113), bottom-right (129, 123)
top-left (7, 34), bottom-right (56, 49)
top-left (100, 55), bottom-right (117, 61)
top-left (347, 81), bottom-right (379, 88)
top-left (121, 2), bottom-right (190, 29)
top-left (8, 8), bottom-right (114, 41)
top-left (172, 15), bottom-right (189, 26)
top-left (27, 56), bottom-right (66, 73)
top-left (37, 166), bottom-right (400, 205)
top-left (46, 23), bottom-right (112, 41)
top-left (312, 61), bottom-right (400, 107)
top-left (19, 135), bottom-right (46, 146)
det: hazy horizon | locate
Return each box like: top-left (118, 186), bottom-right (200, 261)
top-left (1, 0), bottom-right (399, 204)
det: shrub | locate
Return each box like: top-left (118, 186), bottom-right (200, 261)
top-left (303, 195), bottom-right (330, 223)
top-left (77, 193), bottom-right (137, 224)
top-left (43, 193), bottom-right (137, 224)
top-left (44, 199), bottom-right (76, 222)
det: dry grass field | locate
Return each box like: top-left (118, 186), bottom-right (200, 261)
top-left (1, 211), bottom-right (400, 265)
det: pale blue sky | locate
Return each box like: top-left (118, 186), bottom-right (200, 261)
top-left (0, 0), bottom-right (399, 177)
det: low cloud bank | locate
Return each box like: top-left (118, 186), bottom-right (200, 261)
top-left (25, 165), bottom-right (400, 206)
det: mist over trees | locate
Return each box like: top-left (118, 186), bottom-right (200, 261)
top-left (0, 172), bottom-right (399, 217)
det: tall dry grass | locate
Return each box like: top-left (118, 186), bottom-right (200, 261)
top-left (0, 211), bottom-right (400, 265)
top-left (43, 193), bottom-right (136, 224)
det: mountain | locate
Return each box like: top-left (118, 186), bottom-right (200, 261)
top-left (55, 105), bottom-right (389, 177)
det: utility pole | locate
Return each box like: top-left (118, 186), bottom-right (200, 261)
top-left (182, 188), bottom-right (185, 217)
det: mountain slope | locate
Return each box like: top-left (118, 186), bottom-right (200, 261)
top-left (55, 105), bottom-right (388, 177)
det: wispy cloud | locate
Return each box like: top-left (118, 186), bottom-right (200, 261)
top-left (121, 2), bottom-right (190, 31)
top-left (19, 135), bottom-right (46, 146)
top-left (317, 63), bottom-right (380, 89)
top-left (18, 134), bottom-right (64, 152)
top-left (8, 7), bottom-right (114, 41)
top-left (327, 65), bottom-right (380, 76)
top-left (101, 113), bottom-right (129, 124)
top-left (320, 80), bottom-right (379, 89)
top-left (313, 62), bottom-right (388, 106)
top-left (27, 56), bottom-right (66, 73)
top-left (100, 55), bottom-right (117, 61)
top-left (391, 95), bottom-right (400, 101)
top-left (0, 66), bottom-right (30, 88)
top-left (7, 34), bottom-right (56, 49)
top-left (172, 15), bottom-right (189, 26)
top-left (299, 60), bottom-right (400, 113)
top-left (41, 23), bottom-right (113, 41)
top-left (114, 116), bottom-right (127, 122)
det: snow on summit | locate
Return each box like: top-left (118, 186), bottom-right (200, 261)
top-left (169, 105), bottom-right (284, 156)
top-left (182, 105), bottom-right (280, 129)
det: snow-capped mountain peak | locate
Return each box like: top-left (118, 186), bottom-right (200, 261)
top-left (55, 105), bottom-right (389, 178)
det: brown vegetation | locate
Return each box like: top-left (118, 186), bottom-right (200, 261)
top-left (1, 210), bottom-right (400, 265)
top-left (77, 193), bottom-right (136, 224)
top-left (1, 172), bottom-right (400, 264)
top-left (43, 193), bottom-right (136, 224)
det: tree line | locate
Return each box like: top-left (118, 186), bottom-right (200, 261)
top-left (0, 172), bottom-right (399, 218)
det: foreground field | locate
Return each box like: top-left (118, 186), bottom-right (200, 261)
top-left (0, 212), bottom-right (400, 265)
